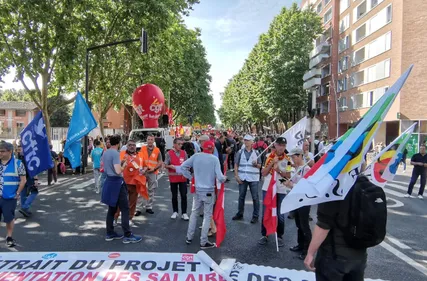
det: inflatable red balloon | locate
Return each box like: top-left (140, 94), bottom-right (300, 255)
top-left (132, 84), bottom-right (165, 128)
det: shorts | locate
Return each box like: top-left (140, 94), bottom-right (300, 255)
top-left (0, 198), bottom-right (17, 223)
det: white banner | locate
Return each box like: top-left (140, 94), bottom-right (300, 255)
top-left (279, 117), bottom-right (307, 150)
top-left (0, 252), bottom-right (226, 281)
top-left (227, 262), bottom-right (387, 281)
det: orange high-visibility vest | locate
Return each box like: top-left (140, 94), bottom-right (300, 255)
top-left (139, 146), bottom-right (161, 175)
top-left (119, 151), bottom-right (148, 199)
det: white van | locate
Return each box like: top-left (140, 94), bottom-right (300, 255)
top-left (128, 128), bottom-right (174, 151)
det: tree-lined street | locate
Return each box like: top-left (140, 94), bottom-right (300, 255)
top-left (2, 169), bottom-right (426, 281)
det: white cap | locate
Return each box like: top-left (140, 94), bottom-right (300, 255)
top-left (243, 134), bottom-right (254, 141)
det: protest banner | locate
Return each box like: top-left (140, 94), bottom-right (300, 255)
top-left (0, 252), bottom-right (226, 281)
top-left (227, 262), bottom-right (387, 281)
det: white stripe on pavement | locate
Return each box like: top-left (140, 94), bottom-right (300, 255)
top-left (380, 241), bottom-right (427, 276)
top-left (387, 237), bottom-right (412, 250)
top-left (384, 188), bottom-right (405, 198)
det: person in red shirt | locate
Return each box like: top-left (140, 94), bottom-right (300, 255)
top-left (164, 138), bottom-right (189, 220)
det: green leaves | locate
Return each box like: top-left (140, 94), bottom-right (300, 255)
top-left (219, 3), bottom-right (322, 129)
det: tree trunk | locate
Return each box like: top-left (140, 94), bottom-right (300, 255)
top-left (98, 114), bottom-right (105, 138)
top-left (41, 74), bottom-right (51, 143)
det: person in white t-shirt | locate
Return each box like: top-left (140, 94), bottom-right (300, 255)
top-left (303, 141), bottom-right (315, 167)
top-left (285, 147), bottom-right (312, 261)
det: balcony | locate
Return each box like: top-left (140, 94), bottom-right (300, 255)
top-left (309, 54), bottom-right (329, 69)
top-left (303, 78), bottom-right (321, 90)
top-left (310, 42), bottom-right (331, 59)
top-left (303, 68), bottom-right (321, 81)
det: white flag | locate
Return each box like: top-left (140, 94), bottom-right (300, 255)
top-left (280, 116), bottom-right (307, 149)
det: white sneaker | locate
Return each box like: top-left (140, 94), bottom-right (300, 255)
top-left (182, 213), bottom-right (190, 221)
top-left (113, 219), bottom-right (119, 227)
top-left (129, 220), bottom-right (134, 227)
top-left (404, 194), bottom-right (413, 198)
top-left (171, 212), bottom-right (179, 219)
top-left (418, 195), bottom-right (423, 199)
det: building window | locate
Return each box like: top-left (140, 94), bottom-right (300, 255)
top-left (325, 0), bottom-right (332, 6)
top-left (338, 56), bottom-right (349, 73)
top-left (340, 0), bottom-right (350, 14)
top-left (338, 77), bottom-right (348, 92)
top-left (354, 1), bottom-right (367, 22)
top-left (324, 8), bottom-right (332, 24)
top-left (353, 47), bottom-right (366, 65)
top-left (350, 71), bottom-right (365, 88)
top-left (15, 110), bottom-right (26, 117)
top-left (0, 110), bottom-right (5, 116)
top-left (17, 122), bottom-right (24, 129)
top-left (321, 101), bottom-right (329, 114)
top-left (367, 59), bottom-right (390, 82)
top-left (354, 24), bottom-right (367, 43)
top-left (321, 83), bottom-right (330, 96)
top-left (322, 64), bottom-right (331, 78)
top-left (339, 36), bottom-right (350, 53)
top-left (353, 94), bottom-right (364, 109)
top-left (317, 2), bottom-right (323, 14)
top-left (371, 0), bottom-right (379, 8)
top-left (339, 15), bottom-right (350, 33)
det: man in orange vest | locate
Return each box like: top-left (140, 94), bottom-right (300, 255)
top-left (164, 138), bottom-right (189, 220)
top-left (136, 134), bottom-right (163, 215)
top-left (116, 139), bottom-right (147, 226)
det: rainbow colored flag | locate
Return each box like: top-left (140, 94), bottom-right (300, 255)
top-left (280, 65), bottom-right (414, 214)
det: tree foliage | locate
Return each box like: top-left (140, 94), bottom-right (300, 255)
top-left (219, 3), bottom-right (322, 131)
top-left (0, 0), bottom-right (215, 139)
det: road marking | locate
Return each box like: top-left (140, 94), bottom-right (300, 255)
top-left (387, 237), bottom-right (412, 249)
top-left (380, 241), bottom-right (427, 276)
top-left (383, 188), bottom-right (405, 198)
top-left (386, 197), bottom-right (404, 208)
top-left (386, 182), bottom-right (408, 192)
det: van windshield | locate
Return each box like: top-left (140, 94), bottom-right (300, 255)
top-left (129, 130), bottom-right (160, 142)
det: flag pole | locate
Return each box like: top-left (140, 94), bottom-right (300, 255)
top-left (275, 232), bottom-right (279, 252)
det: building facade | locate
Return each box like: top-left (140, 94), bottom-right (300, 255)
top-left (302, 0), bottom-right (427, 156)
top-left (0, 101), bottom-right (38, 139)
top-left (92, 105), bottom-right (132, 135)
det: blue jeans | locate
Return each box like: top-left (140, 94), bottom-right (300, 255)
top-left (237, 181), bottom-right (260, 218)
top-left (261, 191), bottom-right (286, 238)
top-left (20, 185), bottom-right (38, 210)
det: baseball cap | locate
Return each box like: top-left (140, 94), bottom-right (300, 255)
top-left (243, 134), bottom-right (254, 141)
top-left (184, 136), bottom-right (191, 141)
top-left (199, 135), bottom-right (209, 141)
top-left (202, 141), bottom-right (215, 153)
top-left (275, 137), bottom-right (287, 145)
top-left (287, 147), bottom-right (303, 156)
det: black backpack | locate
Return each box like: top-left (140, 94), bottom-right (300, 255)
top-left (338, 175), bottom-right (387, 249)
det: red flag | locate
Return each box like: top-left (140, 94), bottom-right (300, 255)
top-left (263, 172), bottom-right (277, 236)
top-left (214, 180), bottom-right (226, 247)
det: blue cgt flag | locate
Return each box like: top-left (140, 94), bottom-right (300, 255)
top-left (64, 91), bottom-right (97, 169)
top-left (20, 111), bottom-right (53, 178)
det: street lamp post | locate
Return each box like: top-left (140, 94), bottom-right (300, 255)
top-left (82, 29), bottom-right (148, 174)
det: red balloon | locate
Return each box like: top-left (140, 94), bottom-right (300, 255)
top-left (132, 84), bottom-right (165, 128)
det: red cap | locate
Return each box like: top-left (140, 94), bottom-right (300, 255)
top-left (203, 141), bottom-right (215, 154)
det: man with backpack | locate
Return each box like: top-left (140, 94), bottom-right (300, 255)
top-left (304, 173), bottom-right (387, 281)
top-left (182, 136), bottom-right (196, 159)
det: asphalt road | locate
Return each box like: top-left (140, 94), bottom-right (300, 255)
top-left (0, 166), bottom-right (426, 281)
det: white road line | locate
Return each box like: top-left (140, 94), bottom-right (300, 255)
top-left (386, 198), bottom-right (404, 208)
top-left (387, 237), bottom-right (412, 250)
top-left (386, 182), bottom-right (408, 192)
top-left (380, 241), bottom-right (427, 276)
top-left (384, 188), bottom-right (405, 198)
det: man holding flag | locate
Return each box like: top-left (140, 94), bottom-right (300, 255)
top-left (259, 137), bottom-right (291, 247)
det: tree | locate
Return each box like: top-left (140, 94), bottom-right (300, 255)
top-left (0, 89), bottom-right (31, 102)
top-left (0, 0), bottom-right (199, 140)
top-left (219, 3), bottom-right (322, 130)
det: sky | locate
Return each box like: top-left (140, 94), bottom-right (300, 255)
top-left (184, 0), bottom-right (300, 110)
top-left (1, 0), bottom-right (301, 112)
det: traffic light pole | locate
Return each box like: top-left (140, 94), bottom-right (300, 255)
top-left (82, 30), bottom-right (148, 174)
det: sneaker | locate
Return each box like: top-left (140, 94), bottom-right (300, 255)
top-left (418, 195), bottom-right (424, 199)
top-left (113, 219), bottom-right (119, 227)
top-left (129, 220), bottom-right (134, 227)
top-left (19, 208), bottom-right (31, 218)
top-left (146, 209), bottom-right (154, 215)
top-left (278, 237), bottom-right (284, 247)
top-left (105, 233), bottom-right (123, 241)
top-left (171, 212), bottom-right (179, 219)
top-left (6, 237), bottom-right (16, 247)
top-left (404, 194), bottom-right (413, 198)
top-left (258, 236), bottom-right (268, 245)
top-left (200, 241), bottom-right (216, 249)
top-left (182, 213), bottom-right (190, 221)
top-left (290, 245), bottom-right (303, 252)
top-left (123, 234), bottom-right (142, 244)
top-left (186, 238), bottom-right (192, 245)
top-left (250, 217), bottom-right (258, 224)
top-left (230, 168), bottom-right (234, 172)
top-left (134, 211), bottom-right (142, 216)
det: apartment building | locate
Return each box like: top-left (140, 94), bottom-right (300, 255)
top-left (0, 101), bottom-right (38, 139)
top-left (302, 0), bottom-right (427, 156)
